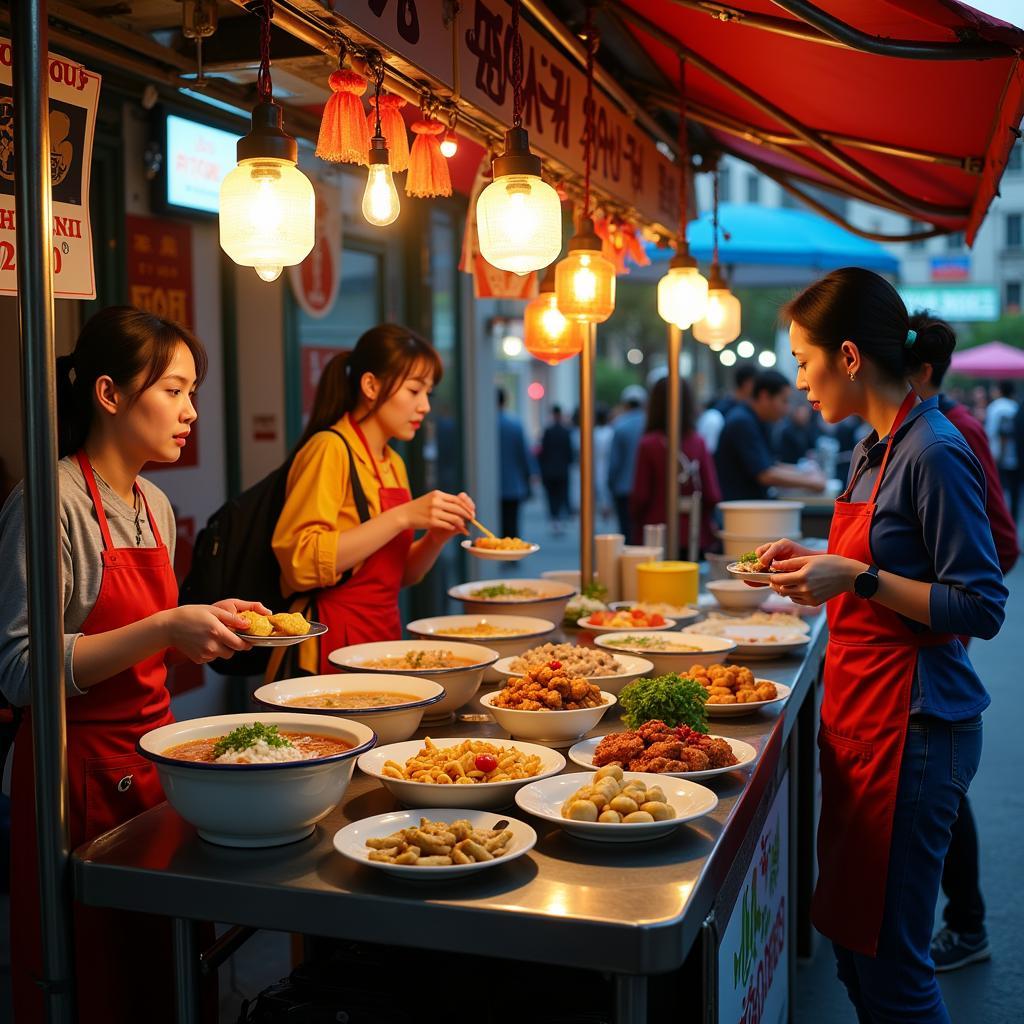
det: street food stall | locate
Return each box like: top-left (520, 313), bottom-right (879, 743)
top-left (8, 2), bottom-right (1024, 1022)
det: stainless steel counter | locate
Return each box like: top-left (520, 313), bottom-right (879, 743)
top-left (73, 615), bottom-right (827, 1022)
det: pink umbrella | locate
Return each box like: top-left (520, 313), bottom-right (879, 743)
top-left (950, 341), bottom-right (1024, 378)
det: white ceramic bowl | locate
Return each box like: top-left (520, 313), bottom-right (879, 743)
top-left (514, 771), bottom-right (719, 843)
top-left (709, 624), bottom-right (811, 660)
top-left (577, 614), bottom-right (678, 633)
top-left (405, 614), bottom-right (556, 684)
top-left (491, 652), bottom-right (654, 697)
top-left (358, 738), bottom-right (566, 810)
top-left (328, 640), bottom-right (498, 723)
top-left (448, 578), bottom-right (577, 623)
top-left (138, 712), bottom-right (376, 848)
top-left (593, 630), bottom-right (737, 675)
top-left (252, 674), bottom-right (445, 745)
top-left (718, 531), bottom-right (803, 559)
top-left (718, 500), bottom-right (804, 537)
top-left (333, 808), bottom-right (537, 880)
top-left (706, 579), bottom-right (772, 611)
top-left (479, 690), bottom-right (617, 744)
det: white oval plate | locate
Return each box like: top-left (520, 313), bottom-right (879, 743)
top-left (461, 539), bottom-right (540, 561)
top-left (333, 808), bottom-right (537, 880)
top-left (706, 681), bottom-right (791, 716)
top-left (725, 563), bottom-right (778, 584)
top-left (567, 735), bottom-right (758, 779)
top-left (235, 621), bottom-right (328, 647)
top-left (608, 601), bottom-right (701, 625)
top-left (712, 624), bottom-right (810, 659)
top-left (514, 771), bottom-right (718, 843)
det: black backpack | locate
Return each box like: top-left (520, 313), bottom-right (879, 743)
top-left (180, 429), bottom-right (367, 677)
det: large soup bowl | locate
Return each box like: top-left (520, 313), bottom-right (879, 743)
top-left (448, 578), bottom-right (577, 623)
top-left (328, 640), bottom-right (498, 723)
top-left (138, 712), bottom-right (376, 848)
top-left (252, 674), bottom-right (446, 744)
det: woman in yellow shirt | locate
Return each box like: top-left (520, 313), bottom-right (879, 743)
top-left (271, 324), bottom-right (474, 675)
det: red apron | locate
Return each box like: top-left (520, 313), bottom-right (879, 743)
top-left (812, 392), bottom-right (954, 956)
top-left (11, 452), bottom-right (179, 1023)
top-left (314, 419), bottom-right (414, 672)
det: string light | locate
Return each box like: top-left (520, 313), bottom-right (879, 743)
top-left (219, 0), bottom-right (314, 281)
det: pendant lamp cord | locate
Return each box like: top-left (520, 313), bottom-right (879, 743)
top-left (370, 53), bottom-right (385, 138)
top-left (510, 0), bottom-right (523, 129)
top-left (678, 56), bottom-right (689, 252)
top-left (583, 2), bottom-right (596, 220)
top-left (257, 0), bottom-right (274, 104)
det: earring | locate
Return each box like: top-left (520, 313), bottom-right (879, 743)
top-left (849, 372), bottom-right (857, 382)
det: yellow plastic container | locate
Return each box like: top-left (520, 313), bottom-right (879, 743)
top-left (636, 560), bottom-right (699, 608)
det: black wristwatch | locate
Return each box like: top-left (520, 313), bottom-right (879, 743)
top-left (853, 565), bottom-right (880, 599)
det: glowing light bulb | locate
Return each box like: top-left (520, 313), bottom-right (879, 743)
top-left (692, 265), bottom-right (741, 347)
top-left (255, 265), bottom-right (283, 282)
top-left (657, 260), bottom-right (709, 330)
top-left (440, 131), bottom-right (458, 159)
top-left (363, 159), bottom-right (400, 227)
top-left (554, 219), bottom-right (616, 324)
top-left (523, 269), bottom-right (585, 365)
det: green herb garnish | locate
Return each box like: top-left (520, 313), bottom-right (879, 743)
top-left (581, 581), bottom-right (608, 602)
top-left (471, 584), bottom-right (538, 599)
top-left (618, 674), bottom-right (709, 733)
top-left (738, 551), bottom-right (761, 565)
top-left (213, 723), bottom-right (293, 758)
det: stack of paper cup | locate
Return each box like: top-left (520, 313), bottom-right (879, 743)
top-left (619, 545), bottom-right (663, 602)
top-left (594, 534), bottom-right (624, 602)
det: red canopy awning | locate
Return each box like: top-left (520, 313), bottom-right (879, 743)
top-left (610, 0), bottom-right (1024, 243)
top-left (950, 340), bottom-right (1024, 377)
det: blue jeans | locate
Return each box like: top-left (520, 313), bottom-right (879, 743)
top-left (832, 715), bottom-right (983, 1023)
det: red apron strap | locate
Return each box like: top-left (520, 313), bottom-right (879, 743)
top-left (134, 485), bottom-right (164, 547)
top-left (76, 451), bottom-right (115, 552)
top-left (867, 391), bottom-right (919, 505)
top-left (349, 417), bottom-right (387, 488)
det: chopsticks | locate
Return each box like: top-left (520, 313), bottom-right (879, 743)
top-left (471, 518), bottom-right (496, 539)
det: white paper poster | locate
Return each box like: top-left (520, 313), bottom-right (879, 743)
top-left (718, 778), bottom-right (789, 1024)
top-left (0, 38), bottom-right (101, 299)
top-left (289, 173), bottom-right (342, 319)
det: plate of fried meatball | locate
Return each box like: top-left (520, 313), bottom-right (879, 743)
top-left (685, 663), bottom-right (790, 717)
top-left (568, 719), bottom-right (757, 780)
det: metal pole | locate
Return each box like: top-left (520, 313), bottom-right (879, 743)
top-left (579, 324), bottom-right (596, 587)
top-left (666, 323), bottom-right (682, 561)
top-left (11, 1), bottom-right (76, 1021)
top-left (173, 918), bottom-right (202, 1024)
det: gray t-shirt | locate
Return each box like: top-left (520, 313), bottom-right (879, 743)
top-left (0, 457), bottom-right (176, 707)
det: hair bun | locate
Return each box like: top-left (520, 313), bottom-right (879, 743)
top-left (906, 311), bottom-right (956, 368)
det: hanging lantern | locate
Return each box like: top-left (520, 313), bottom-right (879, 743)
top-left (365, 93), bottom-right (409, 173)
top-left (475, 0), bottom-right (561, 274)
top-left (658, 57), bottom-right (708, 330)
top-left (555, 215), bottom-right (616, 323)
top-left (692, 160), bottom-right (741, 346)
top-left (553, 7), bottom-right (614, 323)
top-left (361, 60), bottom-right (400, 226)
top-left (524, 265), bottom-right (586, 365)
top-left (692, 262), bottom-right (742, 346)
top-left (219, 0), bottom-right (314, 281)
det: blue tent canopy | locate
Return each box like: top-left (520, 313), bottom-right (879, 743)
top-left (647, 204), bottom-right (899, 274)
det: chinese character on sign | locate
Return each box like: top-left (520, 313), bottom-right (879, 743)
top-left (367, 0), bottom-right (421, 46)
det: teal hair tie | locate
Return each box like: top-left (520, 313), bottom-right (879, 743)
top-left (905, 329), bottom-right (918, 348)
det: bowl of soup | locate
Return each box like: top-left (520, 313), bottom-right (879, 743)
top-left (327, 640), bottom-right (499, 723)
top-left (593, 630), bottom-right (737, 675)
top-left (138, 712), bottom-right (376, 848)
top-left (448, 578), bottom-right (577, 623)
top-left (253, 674), bottom-right (445, 744)
top-left (405, 614), bottom-right (557, 684)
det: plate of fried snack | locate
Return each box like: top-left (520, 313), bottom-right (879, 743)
top-left (235, 610), bottom-right (327, 646)
top-left (358, 737), bottom-right (565, 809)
top-left (333, 808), bottom-right (537, 880)
top-left (685, 663), bottom-right (790, 716)
top-left (461, 536), bottom-right (540, 561)
top-left (567, 720), bottom-right (757, 780)
top-left (515, 766), bottom-right (718, 843)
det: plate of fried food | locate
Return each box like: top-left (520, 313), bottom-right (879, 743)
top-left (333, 808), bottom-right (537, 880)
top-left (567, 721), bottom-right (757, 780)
top-left (461, 536), bottom-right (540, 561)
top-left (515, 767), bottom-right (718, 843)
top-left (686, 663), bottom-right (791, 716)
top-left (726, 551), bottom-right (779, 584)
top-left (358, 737), bottom-right (565, 810)
top-left (235, 610), bottom-right (326, 647)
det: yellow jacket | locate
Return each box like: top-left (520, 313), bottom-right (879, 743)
top-left (268, 414), bottom-right (410, 677)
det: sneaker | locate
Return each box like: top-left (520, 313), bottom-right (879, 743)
top-left (930, 927), bottom-right (991, 972)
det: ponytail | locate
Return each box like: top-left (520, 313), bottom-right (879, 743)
top-left (903, 311), bottom-right (958, 386)
top-left (56, 306), bottom-right (207, 458)
top-left (295, 349), bottom-right (353, 451)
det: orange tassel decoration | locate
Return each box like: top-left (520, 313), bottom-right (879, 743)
top-left (316, 69), bottom-right (370, 164)
top-left (366, 94), bottom-right (410, 173)
top-left (405, 120), bottom-right (451, 198)
top-left (623, 223), bottom-right (651, 268)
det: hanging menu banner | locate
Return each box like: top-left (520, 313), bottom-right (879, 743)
top-left (0, 38), bottom-right (100, 299)
top-left (337, 0), bottom-right (680, 231)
